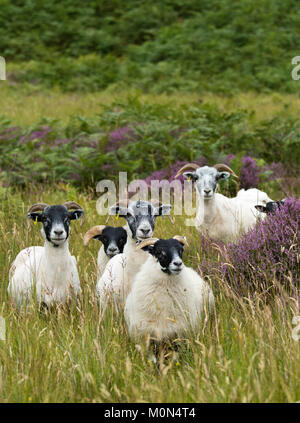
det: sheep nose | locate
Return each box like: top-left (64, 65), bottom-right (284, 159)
top-left (54, 230), bottom-right (63, 236)
top-left (108, 247), bottom-right (117, 253)
top-left (204, 189), bottom-right (211, 195)
top-left (173, 261), bottom-right (182, 267)
top-left (141, 229), bottom-right (150, 235)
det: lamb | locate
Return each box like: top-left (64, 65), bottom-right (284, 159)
top-left (83, 225), bottom-right (128, 276)
top-left (96, 199), bottom-right (173, 308)
top-left (175, 163), bottom-right (268, 242)
top-left (124, 236), bottom-right (214, 342)
top-left (8, 201), bottom-right (84, 307)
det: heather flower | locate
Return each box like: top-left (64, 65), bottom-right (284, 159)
top-left (239, 156), bottom-right (260, 189)
top-left (105, 126), bottom-right (136, 152)
top-left (207, 197), bottom-right (300, 297)
top-left (144, 158), bottom-right (208, 186)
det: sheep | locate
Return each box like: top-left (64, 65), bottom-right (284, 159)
top-left (83, 225), bottom-right (128, 277)
top-left (236, 188), bottom-right (273, 206)
top-left (124, 236), bottom-right (214, 343)
top-left (254, 200), bottom-right (285, 214)
top-left (175, 163), bottom-right (268, 242)
top-left (96, 199), bottom-right (173, 308)
top-left (8, 201), bottom-right (84, 307)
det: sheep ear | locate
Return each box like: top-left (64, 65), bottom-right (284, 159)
top-left (156, 204), bottom-right (172, 216)
top-left (142, 245), bottom-right (155, 255)
top-left (255, 205), bottom-right (267, 213)
top-left (217, 171), bottom-right (230, 180)
top-left (28, 212), bottom-right (43, 223)
top-left (110, 205), bottom-right (131, 217)
top-left (183, 171), bottom-right (198, 181)
top-left (69, 209), bottom-right (84, 221)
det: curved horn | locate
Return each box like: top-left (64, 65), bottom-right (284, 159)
top-left (63, 201), bottom-right (85, 226)
top-left (136, 238), bottom-right (159, 250)
top-left (174, 163), bottom-right (199, 179)
top-left (28, 203), bottom-right (49, 213)
top-left (213, 164), bottom-right (238, 178)
top-left (173, 235), bottom-right (189, 247)
top-left (27, 203), bottom-right (49, 228)
top-left (83, 225), bottom-right (106, 246)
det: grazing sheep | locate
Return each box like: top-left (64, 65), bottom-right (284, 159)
top-left (96, 199), bottom-right (173, 308)
top-left (124, 236), bottom-right (214, 342)
top-left (175, 163), bottom-right (267, 241)
top-left (83, 225), bottom-right (128, 276)
top-left (8, 202), bottom-right (84, 307)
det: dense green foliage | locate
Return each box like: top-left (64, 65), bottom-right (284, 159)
top-left (1, 0), bottom-right (300, 92)
top-left (0, 97), bottom-right (299, 189)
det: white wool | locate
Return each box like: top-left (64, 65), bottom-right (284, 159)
top-left (124, 255), bottom-right (214, 341)
top-left (236, 188), bottom-right (273, 205)
top-left (8, 241), bottom-right (81, 307)
top-left (194, 192), bottom-right (267, 241)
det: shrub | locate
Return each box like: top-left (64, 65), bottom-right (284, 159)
top-left (200, 198), bottom-right (300, 298)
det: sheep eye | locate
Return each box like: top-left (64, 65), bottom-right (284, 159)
top-left (64, 218), bottom-right (69, 224)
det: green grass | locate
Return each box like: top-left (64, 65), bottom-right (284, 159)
top-left (2, 85), bottom-right (300, 126)
top-left (0, 185), bottom-right (299, 402)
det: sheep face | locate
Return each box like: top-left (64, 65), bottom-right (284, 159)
top-left (93, 226), bottom-right (127, 257)
top-left (110, 200), bottom-right (172, 241)
top-left (183, 166), bottom-right (230, 199)
top-left (28, 205), bottom-right (84, 247)
top-left (255, 201), bottom-right (285, 214)
top-left (142, 239), bottom-right (185, 275)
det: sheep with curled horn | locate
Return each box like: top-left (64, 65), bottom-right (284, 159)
top-left (175, 163), bottom-right (272, 241)
top-left (8, 201), bottom-right (84, 307)
top-left (124, 235), bottom-right (214, 344)
top-left (96, 198), bottom-right (174, 309)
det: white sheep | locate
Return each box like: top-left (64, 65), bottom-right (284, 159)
top-left (175, 163), bottom-right (270, 242)
top-left (124, 236), bottom-right (214, 342)
top-left (96, 199), bottom-right (173, 308)
top-left (8, 202), bottom-right (84, 307)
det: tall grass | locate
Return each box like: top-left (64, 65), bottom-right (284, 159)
top-left (2, 86), bottom-right (300, 126)
top-left (0, 185), bottom-right (299, 402)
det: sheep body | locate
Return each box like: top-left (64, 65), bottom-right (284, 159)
top-left (236, 188), bottom-right (273, 205)
top-left (96, 227), bottom-right (148, 306)
top-left (8, 242), bottom-right (80, 306)
top-left (125, 256), bottom-right (214, 341)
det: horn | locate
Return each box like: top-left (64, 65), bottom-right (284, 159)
top-left (173, 235), bottom-right (189, 247)
top-left (83, 225), bottom-right (106, 246)
top-left (174, 163), bottom-right (199, 179)
top-left (136, 238), bottom-right (159, 250)
top-left (63, 201), bottom-right (85, 226)
top-left (213, 164), bottom-right (238, 178)
top-left (27, 203), bottom-right (49, 228)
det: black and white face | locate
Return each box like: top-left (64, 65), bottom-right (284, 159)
top-left (93, 226), bottom-right (127, 258)
top-left (183, 166), bottom-right (230, 199)
top-left (143, 239), bottom-right (185, 275)
top-left (110, 201), bottom-right (172, 241)
top-left (28, 205), bottom-right (84, 246)
top-left (255, 201), bottom-right (285, 214)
